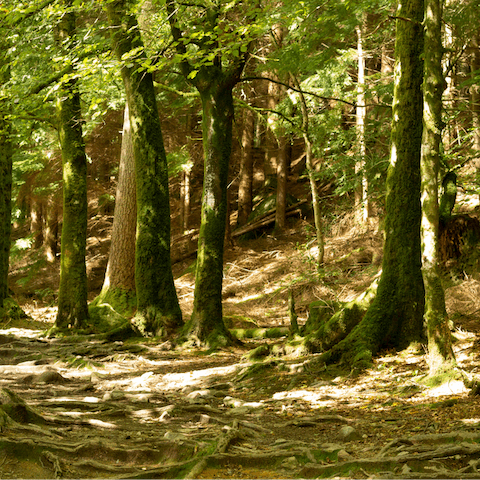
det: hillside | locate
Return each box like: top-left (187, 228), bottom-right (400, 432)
top-left (3, 203), bottom-right (480, 478)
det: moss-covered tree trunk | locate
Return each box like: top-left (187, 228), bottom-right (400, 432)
top-left (188, 83), bottom-right (237, 345)
top-left (0, 43), bottom-right (12, 310)
top-left (317, 0), bottom-right (426, 370)
top-left (167, 0), bottom-right (248, 346)
top-left (107, 0), bottom-right (182, 337)
top-left (92, 103), bottom-right (136, 316)
top-left (421, 0), bottom-right (455, 374)
top-left (55, 1), bottom-right (89, 329)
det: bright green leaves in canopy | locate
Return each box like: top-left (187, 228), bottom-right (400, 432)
top-left (164, 0), bottom-right (267, 75)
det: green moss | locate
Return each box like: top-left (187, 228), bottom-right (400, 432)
top-left (1, 297), bottom-right (29, 321)
top-left (237, 360), bottom-right (277, 381)
top-left (230, 327), bottom-right (288, 340)
top-left (87, 303), bottom-right (128, 332)
top-left (245, 344), bottom-right (270, 361)
top-left (419, 366), bottom-right (462, 388)
top-left (91, 287), bottom-right (136, 318)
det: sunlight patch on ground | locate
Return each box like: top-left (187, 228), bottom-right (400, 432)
top-left (461, 418), bottom-right (480, 426)
top-left (0, 327), bottom-right (44, 338)
top-left (98, 362), bottom-right (248, 393)
top-left (425, 380), bottom-right (468, 398)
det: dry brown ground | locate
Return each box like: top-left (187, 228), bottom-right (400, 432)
top-left (2, 217), bottom-right (480, 478)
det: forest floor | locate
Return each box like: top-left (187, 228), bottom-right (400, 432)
top-left (3, 216), bottom-right (480, 478)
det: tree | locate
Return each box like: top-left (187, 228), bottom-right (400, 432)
top-left (107, 0), bottom-right (183, 337)
top-left (0, 28), bottom-right (13, 312)
top-left (237, 94), bottom-right (255, 227)
top-left (92, 103), bottom-right (137, 316)
top-left (355, 19), bottom-right (370, 225)
top-left (310, 0), bottom-right (426, 370)
top-left (421, 0), bottom-right (456, 375)
top-left (54, 0), bottom-right (89, 329)
top-left (289, 74), bottom-right (325, 266)
top-left (166, 0), bottom-right (257, 346)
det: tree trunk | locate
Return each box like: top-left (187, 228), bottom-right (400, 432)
top-left (0, 41), bottom-right (12, 309)
top-left (166, 0), bottom-right (248, 347)
top-left (93, 103), bottom-right (137, 315)
top-left (43, 195), bottom-right (59, 263)
top-left (316, 0), bottom-right (426, 370)
top-left (180, 166), bottom-right (192, 233)
top-left (107, 0), bottom-right (183, 337)
top-left (275, 135), bottom-right (288, 233)
top-left (188, 85), bottom-right (237, 346)
top-left (290, 74), bottom-right (324, 266)
top-left (355, 20), bottom-right (370, 225)
top-left (55, 1), bottom-right (89, 330)
top-left (471, 33), bottom-right (480, 198)
top-left (421, 0), bottom-right (455, 375)
top-left (180, 113), bottom-right (194, 233)
top-left (31, 198), bottom-right (44, 250)
top-left (237, 105), bottom-right (255, 227)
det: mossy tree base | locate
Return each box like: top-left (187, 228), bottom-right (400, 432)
top-left (0, 297), bottom-right (30, 323)
top-left (182, 318), bottom-right (242, 350)
top-left (90, 286), bottom-right (136, 318)
top-left (302, 279), bottom-right (378, 355)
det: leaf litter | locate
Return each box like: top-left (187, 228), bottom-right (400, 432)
top-left (3, 221), bottom-right (480, 478)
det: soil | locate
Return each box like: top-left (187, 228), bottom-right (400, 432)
top-left (4, 215), bottom-right (480, 479)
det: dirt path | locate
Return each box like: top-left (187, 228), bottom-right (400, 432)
top-left (4, 225), bottom-right (480, 478)
top-left (2, 315), bottom-right (480, 479)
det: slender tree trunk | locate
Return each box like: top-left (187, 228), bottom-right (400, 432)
top-left (471, 33), bottom-right (480, 199)
top-left (237, 105), bottom-right (255, 227)
top-left (318, 0), bottom-right (426, 370)
top-left (275, 135), bottom-right (288, 232)
top-left (355, 21), bottom-right (369, 224)
top-left (290, 75), bottom-right (324, 266)
top-left (94, 103), bottom-right (137, 315)
top-left (305, 139), bottom-right (324, 265)
top-left (421, 0), bottom-right (455, 375)
top-left (0, 43), bottom-right (12, 309)
top-left (107, 0), bottom-right (182, 336)
top-left (43, 195), bottom-right (59, 263)
top-left (55, 1), bottom-right (89, 329)
top-left (188, 85), bottom-right (236, 345)
top-left (31, 199), bottom-right (44, 250)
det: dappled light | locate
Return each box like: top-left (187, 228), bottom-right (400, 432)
top-left (2, 0), bottom-right (480, 476)
top-left (2, 223), bottom-right (480, 477)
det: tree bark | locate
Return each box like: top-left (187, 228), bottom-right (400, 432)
top-left (316, 0), bottom-right (426, 370)
top-left (55, 0), bottom-right (89, 329)
top-left (43, 195), bottom-right (59, 263)
top-left (471, 33), bottom-right (480, 198)
top-left (31, 199), bottom-right (44, 250)
top-left (188, 84), bottom-right (237, 345)
top-left (355, 20), bottom-right (370, 224)
top-left (93, 103), bottom-right (137, 315)
top-left (421, 0), bottom-right (455, 374)
top-left (107, 0), bottom-right (182, 336)
top-left (290, 74), bottom-right (324, 266)
top-left (237, 104), bottom-right (255, 227)
top-left (0, 38), bottom-right (12, 309)
top-left (166, 0), bottom-right (247, 346)
top-left (275, 135), bottom-right (288, 233)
